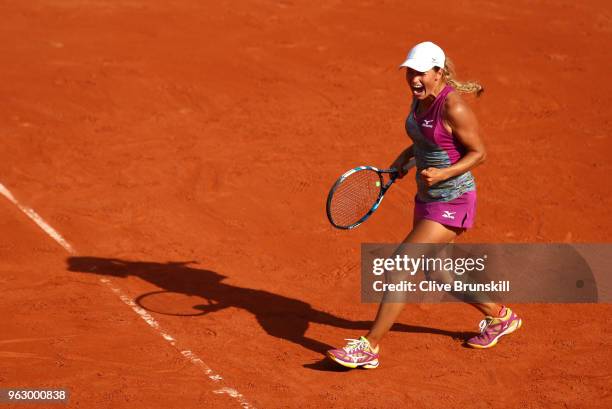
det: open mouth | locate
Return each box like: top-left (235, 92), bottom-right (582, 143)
top-left (411, 84), bottom-right (425, 97)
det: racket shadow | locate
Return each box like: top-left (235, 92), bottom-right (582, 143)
top-left (66, 256), bottom-right (465, 355)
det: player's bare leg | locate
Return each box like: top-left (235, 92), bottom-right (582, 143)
top-left (365, 219), bottom-right (463, 347)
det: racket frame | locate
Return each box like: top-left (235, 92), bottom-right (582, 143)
top-left (326, 158), bottom-right (415, 230)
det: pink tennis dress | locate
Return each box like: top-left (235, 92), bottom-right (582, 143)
top-left (405, 85), bottom-right (477, 229)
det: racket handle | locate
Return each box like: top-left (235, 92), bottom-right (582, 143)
top-left (401, 157), bottom-right (416, 172)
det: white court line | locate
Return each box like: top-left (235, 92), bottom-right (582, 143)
top-left (0, 183), bottom-right (75, 254)
top-left (0, 182), bottom-right (254, 409)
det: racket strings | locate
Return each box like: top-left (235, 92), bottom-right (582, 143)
top-left (329, 170), bottom-right (382, 227)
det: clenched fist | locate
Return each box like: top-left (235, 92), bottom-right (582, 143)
top-left (420, 167), bottom-right (449, 187)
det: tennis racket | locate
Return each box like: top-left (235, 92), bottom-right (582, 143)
top-left (326, 157), bottom-right (416, 229)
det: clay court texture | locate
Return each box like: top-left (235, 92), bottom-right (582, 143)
top-left (1, 1), bottom-right (611, 408)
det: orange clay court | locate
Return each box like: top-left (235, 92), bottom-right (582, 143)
top-left (1, 1), bottom-right (611, 408)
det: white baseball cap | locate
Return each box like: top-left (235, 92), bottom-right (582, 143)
top-left (400, 41), bottom-right (446, 72)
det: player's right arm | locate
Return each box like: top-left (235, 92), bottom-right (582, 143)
top-left (389, 145), bottom-right (414, 178)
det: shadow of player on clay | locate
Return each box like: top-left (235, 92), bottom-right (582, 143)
top-left (67, 257), bottom-right (469, 357)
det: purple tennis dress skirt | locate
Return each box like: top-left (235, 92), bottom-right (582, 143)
top-left (413, 190), bottom-right (477, 229)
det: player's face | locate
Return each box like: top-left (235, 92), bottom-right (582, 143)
top-left (405, 67), bottom-right (442, 100)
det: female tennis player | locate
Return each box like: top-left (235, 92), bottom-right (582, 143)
top-left (327, 41), bottom-right (522, 369)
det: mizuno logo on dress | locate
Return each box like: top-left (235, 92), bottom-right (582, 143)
top-left (422, 119), bottom-right (434, 128)
top-left (442, 210), bottom-right (456, 219)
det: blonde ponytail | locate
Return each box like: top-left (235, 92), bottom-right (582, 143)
top-left (440, 57), bottom-right (484, 97)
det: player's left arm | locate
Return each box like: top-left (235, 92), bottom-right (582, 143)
top-left (420, 93), bottom-right (487, 186)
